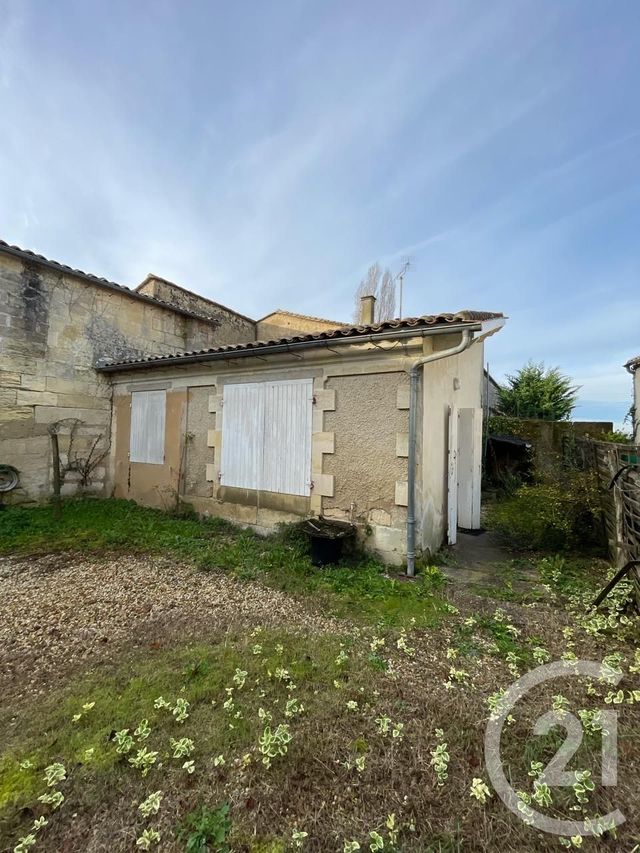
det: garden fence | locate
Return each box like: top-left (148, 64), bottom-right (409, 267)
top-left (575, 438), bottom-right (640, 604)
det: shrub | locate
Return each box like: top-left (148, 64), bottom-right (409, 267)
top-left (485, 473), bottom-right (604, 553)
top-left (599, 430), bottom-right (633, 444)
top-left (498, 361), bottom-right (578, 420)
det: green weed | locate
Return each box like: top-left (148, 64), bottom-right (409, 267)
top-left (0, 499), bottom-right (447, 628)
top-left (177, 802), bottom-right (232, 853)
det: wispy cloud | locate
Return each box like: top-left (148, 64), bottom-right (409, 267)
top-left (0, 0), bottom-right (638, 421)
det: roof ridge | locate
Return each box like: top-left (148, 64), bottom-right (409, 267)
top-left (136, 273), bottom-right (255, 324)
top-left (0, 239), bottom-right (249, 326)
top-left (257, 308), bottom-right (346, 326)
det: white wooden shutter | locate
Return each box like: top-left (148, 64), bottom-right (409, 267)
top-left (220, 379), bottom-right (313, 496)
top-left (130, 390), bottom-right (166, 464)
top-left (220, 382), bottom-right (264, 490)
top-left (261, 379), bottom-right (312, 496)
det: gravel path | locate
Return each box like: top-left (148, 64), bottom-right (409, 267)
top-left (0, 552), bottom-right (342, 703)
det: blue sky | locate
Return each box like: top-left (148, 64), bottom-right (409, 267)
top-left (1, 0), bottom-right (639, 425)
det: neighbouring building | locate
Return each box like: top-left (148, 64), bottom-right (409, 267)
top-left (482, 369), bottom-right (502, 416)
top-left (0, 239), bottom-right (505, 563)
top-left (625, 355), bottom-right (640, 442)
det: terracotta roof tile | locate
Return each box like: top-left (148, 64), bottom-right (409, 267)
top-left (98, 310), bottom-right (504, 370)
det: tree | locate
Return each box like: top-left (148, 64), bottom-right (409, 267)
top-left (353, 262), bottom-right (396, 323)
top-left (499, 361), bottom-right (579, 421)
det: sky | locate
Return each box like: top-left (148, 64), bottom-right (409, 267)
top-left (1, 0), bottom-right (639, 426)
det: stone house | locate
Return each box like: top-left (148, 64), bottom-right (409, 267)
top-left (0, 240), bottom-right (505, 564)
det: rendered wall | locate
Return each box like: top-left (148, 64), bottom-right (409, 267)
top-left (109, 347), bottom-right (415, 563)
top-left (323, 372), bottom-right (409, 559)
top-left (418, 334), bottom-right (485, 553)
top-left (0, 252), bottom-right (218, 503)
top-left (108, 333), bottom-right (487, 564)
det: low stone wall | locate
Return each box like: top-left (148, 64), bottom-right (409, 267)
top-left (488, 416), bottom-right (613, 475)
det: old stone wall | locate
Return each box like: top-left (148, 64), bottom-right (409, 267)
top-left (137, 276), bottom-right (255, 345)
top-left (0, 252), bottom-right (219, 503)
top-left (256, 311), bottom-right (343, 341)
top-left (486, 415), bottom-right (614, 475)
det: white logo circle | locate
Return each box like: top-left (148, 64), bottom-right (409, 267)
top-left (484, 660), bottom-right (625, 837)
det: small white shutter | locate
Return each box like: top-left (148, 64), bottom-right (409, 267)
top-left (262, 379), bottom-right (312, 496)
top-left (220, 382), bottom-right (264, 490)
top-left (130, 390), bottom-right (166, 464)
top-left (220, 379), bottom-right (312, 496)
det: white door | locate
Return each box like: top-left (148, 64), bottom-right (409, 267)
top-left (447, 406), bottom-right (483, 543)
top-left (457, 407), bottom-right (482, 530)
top-left (447, 406), bottom-right (458, 545)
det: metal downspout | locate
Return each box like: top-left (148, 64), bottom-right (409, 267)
top-left (406, 329), bottom-right (474, 577)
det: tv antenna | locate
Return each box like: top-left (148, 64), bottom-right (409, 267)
top-left (394, 258), bottom-right (411, 318)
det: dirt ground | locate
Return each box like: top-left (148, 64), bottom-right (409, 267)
top-left (0, 552), bottom-right (344, 705)
top-left (1, 551), bottom-right (638, 853)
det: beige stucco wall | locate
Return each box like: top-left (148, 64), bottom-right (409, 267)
top-left (0, 252), bottom-right (219, 503)
top-left (108, 332), bottom-right (485, 564)
top-left (323, 372), bottom-right (409, 558)
top-left (418, 333), bottom-right (485, 552)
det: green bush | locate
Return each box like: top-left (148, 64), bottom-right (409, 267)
top-left (485, 474), bottom-right (604, 553)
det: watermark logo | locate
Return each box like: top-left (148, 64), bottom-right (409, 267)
top-left (484, 660), bottom-right (625, 837)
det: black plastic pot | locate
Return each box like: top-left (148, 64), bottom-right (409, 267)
top-left (301, 517), bottom-right (356, 567)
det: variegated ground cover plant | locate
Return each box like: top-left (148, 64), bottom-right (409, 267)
top-left (0, 505), bottom-right (638, 851)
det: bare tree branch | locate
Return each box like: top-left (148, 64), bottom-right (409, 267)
top-left (352, 262), bottom-right (396, 322)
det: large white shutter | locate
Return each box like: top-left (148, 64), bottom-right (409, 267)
top-left (220, 379), bottom-right (312, 496)
top-left (261, 379), bottom-right (312, 496)
top-left (130, 390), bottom-right (166, 464)
top-left (220, 382), bottom-right (264, 490)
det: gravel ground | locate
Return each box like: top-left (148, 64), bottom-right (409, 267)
top-left (0, 552), bottom-right (343, 704)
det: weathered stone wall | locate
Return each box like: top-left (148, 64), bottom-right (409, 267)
top-left (0, 252), bottom-right (220, 503)
top-left (487, 415), bottom-right (614, 475)
top-left (256, 311), bottom-right (343, 341)
top-left (137, 276), bottom-right (255, 345)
